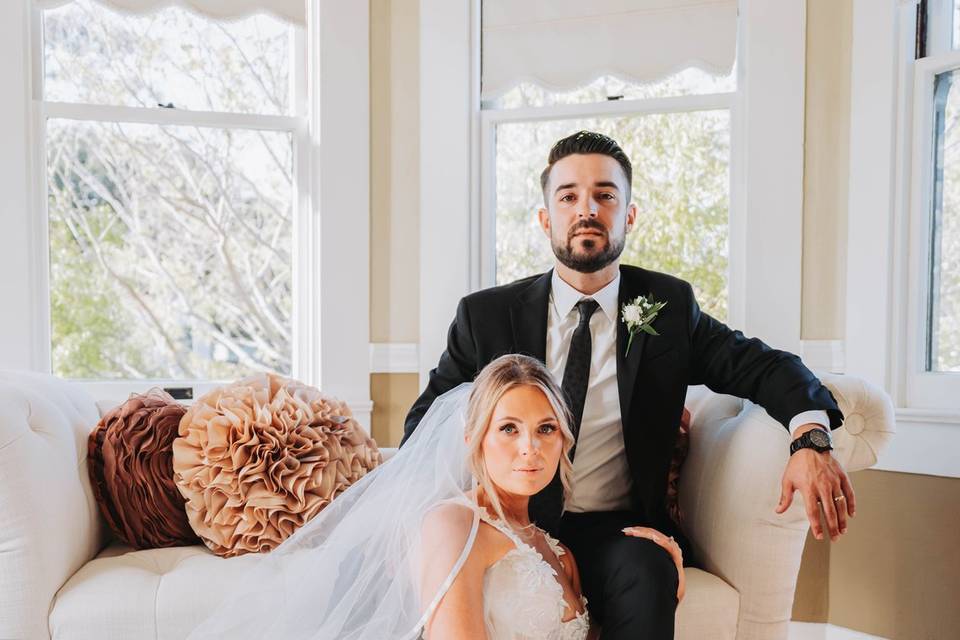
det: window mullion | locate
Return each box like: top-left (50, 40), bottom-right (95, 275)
top-left (40, 101), bottom-right (304, 133)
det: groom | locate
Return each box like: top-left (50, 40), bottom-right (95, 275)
top-left (403, 131), bottom-right (854, 638)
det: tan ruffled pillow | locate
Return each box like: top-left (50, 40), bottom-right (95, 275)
top-left (87, 390), bottom-right (199, 549)
top-left (172, 374), bottom-right (381, 557)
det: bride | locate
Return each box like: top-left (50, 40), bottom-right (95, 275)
top-left (189, 354), bottom-right (684, 639)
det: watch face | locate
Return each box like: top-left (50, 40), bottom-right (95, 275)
top-left (809, 429), bottom-right (831, 447)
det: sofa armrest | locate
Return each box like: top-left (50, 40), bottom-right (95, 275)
top-left (677, 376), bottom-right (894, 640)
top-left (0, 371), bottom-right (106, 640)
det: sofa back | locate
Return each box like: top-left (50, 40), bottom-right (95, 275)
top-left (0, 371), bottom-right (106, 640)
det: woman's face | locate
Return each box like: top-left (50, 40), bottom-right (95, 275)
top-left (481, 384), bottom-right (564, 497)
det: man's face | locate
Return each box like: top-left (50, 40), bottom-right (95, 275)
top-left (538, 153), bottom-right (636, 273)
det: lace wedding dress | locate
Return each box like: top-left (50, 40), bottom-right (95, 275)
top-left (476, 507), bottom-right (590, 640)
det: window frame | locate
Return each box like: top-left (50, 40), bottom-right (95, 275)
top-left (19, 1), bottom-right (373, 428)
top-left (907, 48), bottom-right (960, 409)
top-left (846, 0), bottom-right (960, 478)
top-left (477, 85), bottom-right (739, 321)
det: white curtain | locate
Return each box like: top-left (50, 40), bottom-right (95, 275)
top-left (34, 0), bottom-right (305, 25)
top-left (482, 0), bottom-right (737, 99)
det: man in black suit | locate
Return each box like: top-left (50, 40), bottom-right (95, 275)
top-left (403, 131), bottom-right (855, 638)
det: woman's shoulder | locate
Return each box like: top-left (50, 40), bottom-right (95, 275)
top-left (421, 500), bottom-right (513, 569)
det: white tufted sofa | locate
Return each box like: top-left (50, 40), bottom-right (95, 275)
top-left (0, 370), bottom-right (894, 640)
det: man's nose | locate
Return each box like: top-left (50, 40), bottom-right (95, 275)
top-left (577, 197), bottom-right (599, 218)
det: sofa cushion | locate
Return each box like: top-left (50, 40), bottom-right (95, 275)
top-left (676, 568), bottom-right (740, 640)
top-left (50, 544), bottom-right (739, 640)
top-left (50, 542), bottom-right (259, 640)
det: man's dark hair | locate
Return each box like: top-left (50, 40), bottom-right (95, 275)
top-left (539, 130), bottom-right (633, 203)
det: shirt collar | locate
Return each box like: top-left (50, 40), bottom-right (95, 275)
top-left (550, 269), bottom-right (621, 323)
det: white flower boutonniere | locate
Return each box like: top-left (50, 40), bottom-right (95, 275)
top-left (621, 294), bottom-right (668, 357)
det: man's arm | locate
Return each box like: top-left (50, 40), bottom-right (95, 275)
top-left (685, 282), bottom-right (843, 431)
top-left (684, 282), bottom-right (855, 541)
top-left (401, 298), bottom-right (479, 446)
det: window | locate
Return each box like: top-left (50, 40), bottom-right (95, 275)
top-left (905, 0), bottom-right (960, 408)
top-left (477, 1), bottom-right (738, 322)
top-left (37, 0), bottom-right (305, 381)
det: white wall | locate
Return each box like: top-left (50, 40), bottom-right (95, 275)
top-left (0, 1), bottom-right (37, 371)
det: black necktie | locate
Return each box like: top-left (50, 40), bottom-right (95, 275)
top-left (561, 298), bottom-right (599, 449)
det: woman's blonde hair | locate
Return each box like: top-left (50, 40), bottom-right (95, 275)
top-left (463, 354), bottom-right (575, 528)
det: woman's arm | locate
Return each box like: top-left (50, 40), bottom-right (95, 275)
top-left (424, 547), bottom-right (489, 639)
top-left (420, 504), bottom-right (491, 640)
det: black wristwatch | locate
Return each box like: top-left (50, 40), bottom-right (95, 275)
top-left (789, 427), bottom-right (833, 456)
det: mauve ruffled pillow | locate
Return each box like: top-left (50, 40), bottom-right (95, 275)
top-left (172, 373), bottom-right (382, 558)
top-left (665, 407), bottom-right (692, 528)
top-left (87, 390), bottom-right (200, 549)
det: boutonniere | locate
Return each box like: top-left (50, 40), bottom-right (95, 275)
top-left (621, 294), bottom-right (667, 357)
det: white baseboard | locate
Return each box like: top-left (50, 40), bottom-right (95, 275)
top-left (369, 343), bottom-right (419, 373)
top-left (789, 621), bottom-right (888, 640)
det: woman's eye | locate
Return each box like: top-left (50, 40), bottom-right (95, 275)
top-left (499, 424), bottom-right (517, 434)
top-left (538, 424), bottom-right (558, 434)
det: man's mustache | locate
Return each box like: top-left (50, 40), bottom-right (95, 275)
top-left (567, 220), bottom-right (607, 241)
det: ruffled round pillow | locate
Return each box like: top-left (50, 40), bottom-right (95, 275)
top-left (87, 390), bottom-right (199, 549)
top-left (173, 373), bottom-right (382, 557)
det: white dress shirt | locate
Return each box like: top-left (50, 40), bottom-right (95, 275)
top-left (546, 270), bottom-right (829, 514)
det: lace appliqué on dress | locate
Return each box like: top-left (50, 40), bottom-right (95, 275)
top-left (477, 508), bottom-right (590, 640)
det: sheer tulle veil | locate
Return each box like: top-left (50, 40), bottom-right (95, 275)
top-left (187, 383), bottom-right (480, 640)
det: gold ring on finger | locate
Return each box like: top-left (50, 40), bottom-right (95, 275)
top-left (833, 495), bottom-right (845, 502)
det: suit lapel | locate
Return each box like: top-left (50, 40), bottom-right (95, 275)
top-left (510, 271), bottom-right (552, 362)
top-left (617, 266), bottom-right (647, 424)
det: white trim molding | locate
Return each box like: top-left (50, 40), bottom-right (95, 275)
top-left (418, 0), bottom-right (479, 386)
top-left (800, 340), bottom-right (846, 374)
top-left (788, 621), bottom-right (888, 640)
top-left (735, 0), bottom-right (807, 354)
top-left (369, 343), bottom-right (419, 374)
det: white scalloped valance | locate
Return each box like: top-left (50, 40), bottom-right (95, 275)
top-left (35, 0), bottom-right (304, 25)
top-left (482, 0), bottom-right (738, 99)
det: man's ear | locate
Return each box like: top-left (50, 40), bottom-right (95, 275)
top-left (537, 207), bottom-right (552, 238)
top-left (625, 202), bottom-right (637, 233)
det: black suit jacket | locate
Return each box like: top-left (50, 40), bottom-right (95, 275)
top-left (402, 265), bottom-right (844, 556)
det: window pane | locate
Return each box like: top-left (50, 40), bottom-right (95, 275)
top-left (47, 119), bottom-right (293, 379)
top-left (486, 68), bottom-right (736, 110)
top-left (494, 111), bottom-right (730, 321)
top-left (43, 0), bottom-right (292, 115)
top-left (929, 71), bottom-right (960, 372)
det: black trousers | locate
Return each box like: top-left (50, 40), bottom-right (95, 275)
top-left (559, 510), bottom-right (679, 640)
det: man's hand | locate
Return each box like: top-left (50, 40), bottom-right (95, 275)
top-left (775, 424), bottom-right (857, 541)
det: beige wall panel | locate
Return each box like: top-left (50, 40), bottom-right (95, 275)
top-left (370, 372), bottom-right (420, 447)
top-left (801, 0), bottom-right (851, 340)
top-left (827, 469), bottom-right (960, 639)
top-left (370, 0), bottom-right (420, 343)
top-left (792, 531), bottom-right (831, 623)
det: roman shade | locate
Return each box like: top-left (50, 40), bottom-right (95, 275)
top-left (34, 0), bottom-right (304, 25)
top-left (482, 0), bottom-right (737, 99)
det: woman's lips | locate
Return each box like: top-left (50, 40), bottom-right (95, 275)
top-left (515, 468), bottom-right (543, 473)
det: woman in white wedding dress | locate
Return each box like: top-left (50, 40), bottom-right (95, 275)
top-left (188, 354), bottom-right (683, 640)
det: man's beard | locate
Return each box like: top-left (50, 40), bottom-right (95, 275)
top-left (552, 220), bottom-right (625, 274)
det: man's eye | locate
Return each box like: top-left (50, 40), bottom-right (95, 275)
top-left (599, 193), bottom-right (615, 200)
top-left (559, 194), bottom-right (575, 202)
